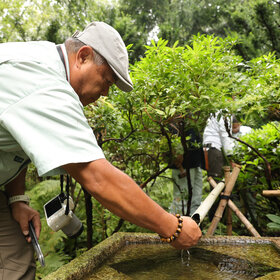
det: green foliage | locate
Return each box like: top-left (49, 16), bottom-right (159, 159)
top-left (132, 35), bottom-right (244, 127)
top-left (118, 0), bottom-right (280, 61)
top-left (0, 0), bottom-right (71, 42)
top-left (2, 0), bottom-right (280, 62)
top-left (231, 122), bottom-right (280, 235)
top-left (27, 180), bottom-right (61, 215)
top-left (266, 214), bottom-right (280, 232)
top-left (232, 122), bottom-right (280, 190)
top-left (25, 163), bottom-right (42, 190)
top-left (0, 1), bottom-right (91, 42)
top-left (0, 0), bottom-right (144, 62)
top-left (235, 53), bottom-right (280, 126)
top-left (145, 171), bottom-right (174, 211)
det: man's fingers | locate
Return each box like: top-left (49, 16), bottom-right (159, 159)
top-left (19, 219), bottom-right (31, 243)
top-left (19, 218), bottom-right (30, 238)
top-left (31, 216), bottom-right (41, 240)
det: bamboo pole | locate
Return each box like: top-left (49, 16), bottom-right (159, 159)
top-left (223, 166), bottom-right (231, 184)
top-left (262, 190), bottom-right (280, 197)
top-left (191, 182), bottom-right (225, 225)
top-left (208, 177), bottom-right (261, 237)
top-left (224, 166), bottom-right (232, 236)
top-left (206, 164), bottom-right (241, 236)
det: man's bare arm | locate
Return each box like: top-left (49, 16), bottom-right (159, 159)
top-left (63, 158), bottom-right (201, 249)
top-left (5, 168), bottom-right (27, 197)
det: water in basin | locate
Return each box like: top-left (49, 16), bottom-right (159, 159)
top-left (86, 243), bottom-right (280, 280)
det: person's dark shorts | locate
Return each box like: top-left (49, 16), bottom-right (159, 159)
top-left (207, 147), bottom-right (225, 179)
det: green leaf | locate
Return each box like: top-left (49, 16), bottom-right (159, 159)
top-left (266, 214), bottom-right (280, 225)
top-left (154, 109), bottom-right (166, 116)
top-left (267, 222), bottom-right (280, 230)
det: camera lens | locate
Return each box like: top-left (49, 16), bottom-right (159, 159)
top-left (61, 213), bottom-right (83, 238)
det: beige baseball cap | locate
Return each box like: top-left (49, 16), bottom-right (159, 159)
top-left (72, 21), bottom-right (133, 92)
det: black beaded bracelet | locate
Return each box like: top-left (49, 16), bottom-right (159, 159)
top-left (159, 214), bottom-right (183, 243)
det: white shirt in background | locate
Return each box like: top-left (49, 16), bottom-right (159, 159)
top-left (203, 114), bottom-right (234, 155)
top-left (232, 125), bottom-right (252, 138)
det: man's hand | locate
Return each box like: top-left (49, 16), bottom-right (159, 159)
top-left (173, 154), bottom-right (183, 169)
top-left (10, 201), bottom-right (41, 242)
top-left (170, 216), bottom-right (202, 249)
top-left (5, 167), bottom-right (41, 242)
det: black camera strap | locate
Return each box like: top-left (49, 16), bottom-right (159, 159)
top-left (60, 174), bottom-right (70, 215)
top-left (65, 175), bottom-right (70, 215)
top-left (60, 175), bottom-right (64, 194)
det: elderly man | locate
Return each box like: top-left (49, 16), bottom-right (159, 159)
top-left (0, 22), bottom-right (201, 279)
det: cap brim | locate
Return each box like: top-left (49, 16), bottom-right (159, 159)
top-left (109, 63), bottom-right (133, 92)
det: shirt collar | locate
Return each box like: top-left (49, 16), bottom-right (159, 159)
top-left (57, 43), bottom-right (70, 82)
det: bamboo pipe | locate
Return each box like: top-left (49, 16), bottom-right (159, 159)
top-left (206, 164), bottom-right (241, 236)
top-left (262, 190), bottom-right (280, 197)
top-left (224, 166), bottom-right (232, 236)
top-left (191, 182), bottom-right (225, 225)
top-left (208, 177), bottom-right (261, 237)
top-left (223, 166), bottom-right (231, 183)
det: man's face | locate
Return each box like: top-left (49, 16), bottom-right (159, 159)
top-left (232, 123), bottom-right (241, 134)
top-left (70, 47), bottom-right (117, 106)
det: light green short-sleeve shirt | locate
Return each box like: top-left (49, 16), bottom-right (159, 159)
top-left (0, 41), bottom-right (104, 186)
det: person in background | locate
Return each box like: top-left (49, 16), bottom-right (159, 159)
top-left (203, 112), bottom-right (234, 181)
top-left (232, 116), bottom-right (252, 138)
top-left (202, 112), bottom-right (235, 221)
top-left (0, 21), bottom-right (201, 279)
top-left (170, 128), bottom-right (205, 216)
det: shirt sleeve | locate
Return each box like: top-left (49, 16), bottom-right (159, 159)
top-left (218, 117), bottom-right (234, 155)
top-left (1, 83), bottom-right (104, 177)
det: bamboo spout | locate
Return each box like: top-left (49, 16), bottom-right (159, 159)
top-left (191, 182), bottom-right (225, 225)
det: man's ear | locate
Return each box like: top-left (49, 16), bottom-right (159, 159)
top-left (76, 46), bottom-right (93, 66)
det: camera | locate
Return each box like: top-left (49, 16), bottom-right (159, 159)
top-left (44, 193), bottom-right (83, 238)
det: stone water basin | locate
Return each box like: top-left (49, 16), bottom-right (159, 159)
top-left (43, 233), bottom-right (280, 280)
